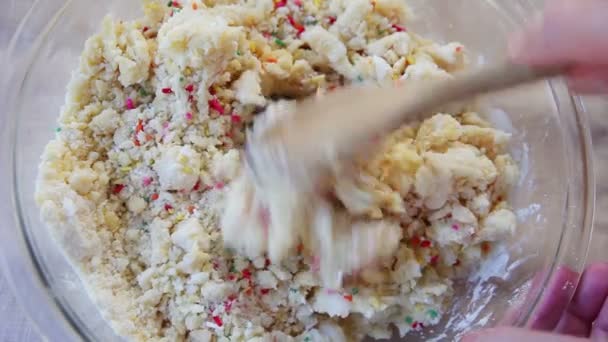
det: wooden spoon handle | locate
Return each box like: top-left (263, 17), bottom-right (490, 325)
top-left (266, 62), bottom-right (564, 166)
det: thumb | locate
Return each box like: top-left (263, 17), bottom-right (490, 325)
top-left (509, 0), bottom-right (608, 66)
top-left (462, 327), bottom-right (588, 342)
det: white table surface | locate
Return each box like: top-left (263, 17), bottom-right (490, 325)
top-left (0, 1), bottom-right (606, 341)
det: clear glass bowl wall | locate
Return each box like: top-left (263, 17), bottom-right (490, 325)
top-left (0, 0), bottom-right (595, 341)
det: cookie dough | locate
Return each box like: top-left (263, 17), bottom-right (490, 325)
top-left (35, 0), bottom-right (518, 341)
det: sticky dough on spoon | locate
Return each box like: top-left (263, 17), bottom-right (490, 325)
top-left (221, 101), bottom-right (402, 289)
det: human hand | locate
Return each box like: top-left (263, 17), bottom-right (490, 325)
top-left (509, 0), bottom-right (608, 94)
top-left (463, 263), bottom-right (608, 341)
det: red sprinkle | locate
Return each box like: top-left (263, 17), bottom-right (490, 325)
top-left (328, 16), bottom-right (337, 24)
top-left (274, 0), bottom-right (287, 9)
top-left (265, 258), bottom-right (271, 268)
top-left (161, 87), bottom-right (173, 94)
top-left (212, 316), bottom-right (223, 327)
top-left (185, 84), bottom-right (194, 92)
top-left (412, 321), bottom-right (419, 329)
top-left (113, 184), bottom-right (125, 194)
top-left (420, 240), bottom-right (432, 248)
top-left (410, 236), bottom-right (421, 247)
top-left (287, 15), bottom-right (305, 36)
top-left (260, 288), bottom-right (271, 295)
top-left (208, 86), bottom-right (216, 95)
top-left (215, 182), bottom-right (225, 189)
top-left (185, 112), bottom-right (193, 120)
top-left (187, 205), bottom-right (196, 214)
top-left (187, 94), bottom-right (195, 103)
top-left (231, 114), bottom-right (242, 124)
top-left (150, 193), bottom-right (159, 201)
top-left (392, 24), bottom-right (407, 32)
top-left (208, 98), bottom-right (225, 115)
top-left (343, 294), bottom-right (353, 302)
top-left (294, 0), bottom-right (302, 6)
top-left (142, 26), bottom-right (149, 33)
top-left (456, 46), bottom-right (463, 52)
top-left (171, 1), bottom-right (181, 8)
top-left (192, 180), bottom-right (201, 191)
top-left (242, 269), bottom-right (252, 280)
top-left (430, 255), bottom-right (439, 265)
top-left (451, 224), bottom-right (460, 231)
top-left (454, 259), bottom-right (461, 266)
top-left (481, 242), bottom-right (491, 253)
top-left (125, 98), bottom-right (135, 110)
top-left (164, 203), bottom-right (173, 211)
top-left (142, 177), bottom-right (153, 186)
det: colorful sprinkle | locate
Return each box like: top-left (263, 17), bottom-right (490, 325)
top-left (274, 0), bottom-right (287, 9)
top-left (420, 240), bottom-right (432, 248)
top-left (125, 98), bottom-right (135, 110)
top-left (164, 203), bottom-right (174, 211)
top-left (412, 321), bottom-right (419, 329)
top-left (428, 309), bottom-right (438, 319)
top-left (185, 112), bottom-right (193, 120)
top-left (410, 236), bottom-right (421, 247)
top-left (430, 255), bottom-right (439, 265)
top-left (161, 87), bottom-right (173, 94)
top-left (266, 56), bottom-right (278, 63)
top-left (456, 46), bottom-right (463, 53)
top-left (231, 114), bottom-right (242, 124)
top-left (242, 269), bottom-right (252, 280)
top-left (392, 24), bottom-right (407, 32)
top-left (112, 184), bottom-right (125, 194)
top-left (150, 193), bottom-right (159, 201)
top-left (405, 316), bottom-right (413, 324)
top-left (192, 180), bottom-right (201, 191)
top-left (294, 0), bottom-right (303, 6)
top-left (328, 16), bottom-right (337, 24)
top-left (260, 288), bottom-right (271, 295)
top-left (351, 288), bottom-right (359, 295)
top-left (314, 0), bottom-right (322, 8)
top-left (208, 98), bottom-right (225, 115)
top-left (481, 242), bottom-right (491, 253)
top-left (453, 259), bottom-right (461, 266)
top-left (55, 127), bottom-right (62, 133)
top-left (192, 2), bottom-right (198, 10)
top-left (212, 316), bottom-right (223, 327)
top-left (287, 15), bottom-right (305, 36)
top-left (274, 38), bottom-right (287, 48)
top-left (343, 294), bottom-right (353, 302)
top-left (142, 177), bottom-right (153, 186)
top-left (185, 84), bottom-right (194, 92)
top-left (142, 26), bottom-right (149, 33)
top-left (187, 205), bottom-right (196, 214)
top-left (214, 182), bottom-right (225, 190)
top-left (452, 224), bottom-right (460, 230)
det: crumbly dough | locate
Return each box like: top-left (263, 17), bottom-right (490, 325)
top-left (35, 0), bottom-right (518, 341)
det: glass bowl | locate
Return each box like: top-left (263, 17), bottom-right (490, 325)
top-left (0, 0), bottom-right (595, 341)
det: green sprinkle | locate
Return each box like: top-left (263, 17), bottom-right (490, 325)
top-left (55, 127), bottom-right (62, 133)
top-left (139, 89), bottom-right (148, 97)
top-left (275, 38), bottom-right (286, 47)
top-left (357, 75), bottom-right (364, 82)
top-left (179, 76), bottom-right (184, 82)
top-left (230, 265), bottom-right (236, 273)
top-left (305, 19), bottom-right (318, 26)
top-left (236, 50), bottom-right (242, 56)
top-left (405, 316), bottom-right (413, 324)
top-left (167, 0), bottom-right (172, 6)
top-left (304, 337), bottom-right (311, 342)
top-left (351, 288), bottom-right (359, 295)
top-left (428, 309), bottom-right (438, 319)
top-left (289, 288), bottom-right (298, 293)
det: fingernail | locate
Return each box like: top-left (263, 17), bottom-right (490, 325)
top-left (461, 331), bottom-right (481, 342)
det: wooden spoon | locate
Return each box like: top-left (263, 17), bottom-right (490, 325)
top-left (251, 61), bottom-right (564, 177)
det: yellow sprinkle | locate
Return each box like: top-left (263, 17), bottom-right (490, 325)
top-left (314, 0), bottom-right (322, 8)
top-left (415, 303), bottom-right (424, 312)
top-left (178, 155), bottom-right (188, 164)
top-left (120, 166), bottom-right (132, 172)
top-left (249, 42), bottom-right (257, 53)
top-left (370, 297), bottom-right (381, 309)
top-left (175, 213), bottom-right (185, 222)
top-left (184, 67), bottom-right (192, 76)
top-left (406, 55), bottom-right (416, 65)
top-left (182, 166), bottom-right (193, 174)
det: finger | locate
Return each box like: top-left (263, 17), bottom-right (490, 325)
top-left (591, 294), bottom-right (608, 340)
top-left (509, 0), bottom-right (608, 66)
top-left (556, 263), bottom-right (608, 337)
top-left (567, 66), bottom-right (608, 94)
top-left (462, 327), bottom-right (588, 342)
top-left (528, 266), bottom-right (579, 331)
